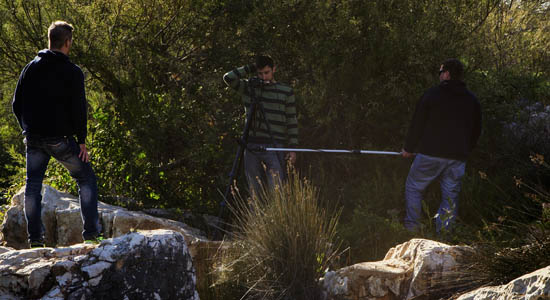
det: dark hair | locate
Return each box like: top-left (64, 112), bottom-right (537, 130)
top-left (442, 58), bottom-right (464, 81)
top-left (48, 21), bottom-right (74, 49)
top-left (255, 55), bottom-right (274, 69)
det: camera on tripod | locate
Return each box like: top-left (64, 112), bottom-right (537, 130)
top-left (248, 76), bottom-right (266, 88)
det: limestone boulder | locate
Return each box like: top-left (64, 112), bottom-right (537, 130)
top-left (0, 185), bottom-right (219, 296)
top-left (1, 185), bottom-right (206, 250)
top-left (455, 265), bottom-right (550, 300)
top-left (321, 238), bottom-right (474, 300)
top-left (0, 229), bottom-right (198, 299)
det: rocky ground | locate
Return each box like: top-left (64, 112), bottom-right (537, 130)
top-left (1, 185), bottom-right (549, 299)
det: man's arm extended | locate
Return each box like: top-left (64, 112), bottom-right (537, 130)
top-left (222, 65), bottom-right (256, 95)
top-left (286, 91), bottom-right (298, 146)
top-left (403, 94), bottom-right (429, 154)
top-left (286, 90), bottom-right (298, 163)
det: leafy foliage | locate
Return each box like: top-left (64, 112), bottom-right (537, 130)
top-left (0, 1), bottom-right (549, 295)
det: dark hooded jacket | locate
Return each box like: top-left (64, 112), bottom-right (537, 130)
top-left (12, 49), bottom-right (87, 144)
top-left (404, 80), bottom-right (482, 160)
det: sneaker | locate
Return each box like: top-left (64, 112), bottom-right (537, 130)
top-left (29, 240), bottom-right (45, 248)
top-left (84, 234), bottom-right (105, 245)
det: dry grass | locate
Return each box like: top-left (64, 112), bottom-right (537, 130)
top-left (216, 170), bottom-right (341, 300)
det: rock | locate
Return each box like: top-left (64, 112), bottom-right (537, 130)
top-left (0, 229), bottom-right (199, 299)
top-left (1, 185), bottom-right (206, 250)
top-left (321, 238), bottom-right (475, 300)
top-left (0, 247), bottom-right (12, 255)
top-left (142, 208), bottom-right (224, 239)
top-left (455, 265), bottom-right (550, 300)
top-left (0, 185), bottom-right (219, 297)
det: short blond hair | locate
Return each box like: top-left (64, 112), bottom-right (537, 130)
top-left (48, 21), bottom-right (73, 49)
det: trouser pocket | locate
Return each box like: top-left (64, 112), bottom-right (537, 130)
top-left (45, 137), bottom-right (74, 160)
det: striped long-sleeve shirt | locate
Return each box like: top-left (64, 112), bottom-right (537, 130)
top-left (223, 65), bottom-right (298, 146)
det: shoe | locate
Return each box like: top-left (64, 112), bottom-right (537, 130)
top-left (84, 234), bottom-right (105, 245)
top-left (29, 240), bottom-right (45, 248)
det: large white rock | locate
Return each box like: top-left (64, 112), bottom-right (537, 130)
top-left (0, 185), bottom-right (219, 296)
top-left (455, 265), bottom-right (550, 300)
top-left (0, 185), bottom-right (206, 249)
top-left (0, 229), bottom-right (199, 299)
top-left (321, 238), bottom-right (474, 299)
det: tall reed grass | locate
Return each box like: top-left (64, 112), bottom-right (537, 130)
top-left (218, 170), bottom-right (341, 299)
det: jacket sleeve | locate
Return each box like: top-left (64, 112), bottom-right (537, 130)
top-left (222, 65), bottom-right (255, 96)
top-left (404, 94), bottom-right (429, 153)
top-left (72, 67), bottom-right (88, 144)
top-left (285, 90), bottom-right (298, 146)
top-left (12, 66), bottom-right (28, 130)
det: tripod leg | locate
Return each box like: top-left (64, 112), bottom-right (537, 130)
top-left (262, 146), bottom-right (286, 187)
top-left (243, 145), bottom-right (265, 197)
top-left (254, 98), bottom-right (286, 177)
top-left (216, 143), bottom-right (245, 229)
top-left (214, 92), bottom-right (258, 239)
top-left (215, 83), bottom-right (281, 239)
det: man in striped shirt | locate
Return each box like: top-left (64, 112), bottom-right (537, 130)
top-left (223, 55), bottom-right (298, 195)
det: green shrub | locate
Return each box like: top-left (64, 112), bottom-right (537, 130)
top-left (340, 205), bottom-right (412, 264)
top-left (336, 165), bottom-right (413, 263)
top-left (218, 170), bottom-right (341, 300)
top-left (464, 154), bottom-right (550, 286)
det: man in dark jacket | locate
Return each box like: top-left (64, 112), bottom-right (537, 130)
top-left (401, 58), bottom-right (482, 233)
top-left (12, 21), bottom-right (101, 247)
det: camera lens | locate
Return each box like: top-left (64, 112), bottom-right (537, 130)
top-left (249, 77), bottom-right (264, 87)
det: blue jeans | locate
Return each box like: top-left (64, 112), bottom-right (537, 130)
top-left (244, 143), bottom-right (286, 196)
top-left (24, 136), bottom-right (100, 242)
top-left (404, 154), bottom-right (466, 233)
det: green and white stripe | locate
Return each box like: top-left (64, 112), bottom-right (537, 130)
top-left (223, 66), bottom-right (298, 146)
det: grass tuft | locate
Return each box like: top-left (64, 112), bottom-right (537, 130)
top-left (218, 169), bottom-right (341, 300)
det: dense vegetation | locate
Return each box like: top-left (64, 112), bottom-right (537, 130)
top-left (1, 0), bottom-right (549, 297)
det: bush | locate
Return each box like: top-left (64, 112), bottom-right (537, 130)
top-left (336, 164), bottom-right (413, 263)
top-left (464, 155), bottom-right (550, 286)
top-left (218, 170), bottom-right (341, 300)
top-left (340, 206), bottom-right (412, 264)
